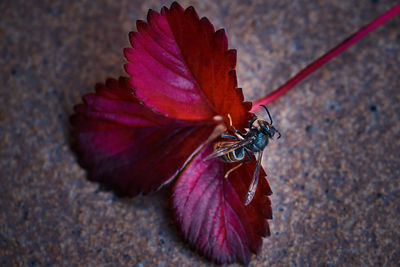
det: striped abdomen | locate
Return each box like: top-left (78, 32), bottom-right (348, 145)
top-left (213, 142), bottom-right (245, 163)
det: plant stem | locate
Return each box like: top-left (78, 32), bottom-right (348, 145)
top-left (252, 3), bottom-right (400, 112)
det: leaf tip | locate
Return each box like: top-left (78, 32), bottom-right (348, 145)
top-left (147, 8), bottom-right (160, 23)
top-left (199, 17), bottom-right (215, 33)
top-left (128, 31), bottom-right (136, 46)
top-left (243, 101), bottom-right (253, 112)
top-left (184, 6), bottom-right (200, 22)
top-left (170, 1), bottom-right (184, 12)
top-left (214, 28), bottom-right (228, 51)
top-left (136, 20), bottom-right (148, 31)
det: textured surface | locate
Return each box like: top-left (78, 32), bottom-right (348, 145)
top-left (1, 0), bottom-right (400, 266)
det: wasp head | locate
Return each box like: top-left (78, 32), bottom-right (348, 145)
top-left (259, 120), bottom-right (281, 139)
top-left (258, 105), bottom-right (281, 139)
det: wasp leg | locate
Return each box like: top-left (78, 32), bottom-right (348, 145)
top-left (276, 129), bottom-right (282, 139)
top-left (221, 134), bottom-right (240, 141)
top-left (248, 115), bottom-right (257, 128)
top-left (232, 127), bottom-right (245, 139)
top-left (224, 163), bottom-right (243, 179)
top-left (227, 114), bottom-right (245, 139)
top-left (224, 150), bottom-right (255, 179)
top-left (244, 149), bottom-right (254, 161)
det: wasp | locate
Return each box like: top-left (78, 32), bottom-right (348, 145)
top-left (206, 105), bottom-right (281, 205)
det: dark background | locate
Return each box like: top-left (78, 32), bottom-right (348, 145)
top-left (1, 0), bottom-right (399, 266)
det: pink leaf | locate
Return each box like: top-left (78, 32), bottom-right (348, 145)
top-left (124, 2), bottom-right (252, 129)
top-left (70, 77), bottom-right (216, 197)
top-left (172, 143), bottom-right (272, 264)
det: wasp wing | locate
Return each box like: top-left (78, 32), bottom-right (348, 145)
top-left (204, 137), bottom-right (254, 160)
top-left (244, 151), bottom-right (263, 206)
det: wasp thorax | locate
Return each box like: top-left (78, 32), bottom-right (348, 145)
top-left (206, 105), bottom-right (281, 205)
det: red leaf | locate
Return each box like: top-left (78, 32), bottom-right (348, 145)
top-left (172, 143), bottom-right (272, 264)
top-left (71, 3), bottom-right (274, 264)
top-left (70, 77), bottom-right (216, 197)
top-left (124, 2), bottom-right (252, 129)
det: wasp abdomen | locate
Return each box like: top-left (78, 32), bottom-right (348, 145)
top-left (213, 142), bottom-right (245, 162)
top-left (221, 149), bottom-right (244, 162)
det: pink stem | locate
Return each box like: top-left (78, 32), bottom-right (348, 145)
top-left (251, 3), bottom-right (400, 112)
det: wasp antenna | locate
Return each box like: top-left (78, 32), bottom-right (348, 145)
top-left (260, 105), bottom-right (273, 124)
